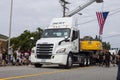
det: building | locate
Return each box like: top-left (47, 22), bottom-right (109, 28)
top-left (0, 34), bottom-right (8, 50)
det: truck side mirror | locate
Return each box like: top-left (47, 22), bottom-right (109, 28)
top-left (96, 0), bottom-right (103, 3)
top-left (64, 38), bottom-right (70, 42)
top-left (64, 36), bottom-right (70, 42)
top-left (58, 37), bottom-right (70, 45)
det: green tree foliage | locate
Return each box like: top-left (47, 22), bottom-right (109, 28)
top-left (10, 27), bottom-right (111, 51)
top-left (10, 28), bottom-right (43, 51)
top-left (102, 42), bottom-right (111, 50)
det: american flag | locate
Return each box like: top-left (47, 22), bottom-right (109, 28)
top-left (96, 12), bottom-right (109, 35)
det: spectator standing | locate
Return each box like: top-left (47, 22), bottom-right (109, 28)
top-left (117, 50), bottom-right (120, 80)
top-left (102, 50), bottom-right (106, 66)
top-left (0, 50), bottom-right (2, 65)
top-left (2, 48), bottom-right (7, 66)
top-left (8, 44), bottom-right (14, 63)
top-left (105, 50), bottom-right (111, 67)
top-left (98, 51), bottom-right (104, 66)
top-left (111, 52), bottom-right (116, 67)
top-left (15, 48), bottom-right (21, 65)
top-left (0, 42), bottom-right (2, 65)
top-left (24, 52), bottom-right (29, 65)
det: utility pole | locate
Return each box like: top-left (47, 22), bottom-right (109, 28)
top-left (59, 0), bottom-right (70, 17)
top-left (8, 0), bottom-right (13, 51)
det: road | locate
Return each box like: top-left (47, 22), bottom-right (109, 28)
top-left (0, 65), bottom-right (118, 80)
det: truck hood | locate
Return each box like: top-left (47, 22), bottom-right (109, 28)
top-left (36, 38), bottom-right (65, 45)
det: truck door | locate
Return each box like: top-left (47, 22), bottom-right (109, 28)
top-left (71, 30), bottom-right (79, 53)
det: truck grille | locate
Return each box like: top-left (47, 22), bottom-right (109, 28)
top-left (36, 44), bottom-right (53, 59)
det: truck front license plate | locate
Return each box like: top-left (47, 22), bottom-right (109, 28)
top-left (41, 59), bottom-right (46, 62)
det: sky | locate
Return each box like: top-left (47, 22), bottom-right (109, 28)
top-left (0, 0), bottom-right (120, 48)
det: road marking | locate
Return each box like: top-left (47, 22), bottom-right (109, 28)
top-left (0, 67), bottom-right (90, 80)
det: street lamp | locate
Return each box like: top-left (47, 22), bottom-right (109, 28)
top-left (37, 29), bottom-right (40, 39)
top-left (30, 37), bottom-right (34, 50)
top-left (30, 37), bottom-right (34, 41)
top-left (8, 0), bottom-right (13, 51)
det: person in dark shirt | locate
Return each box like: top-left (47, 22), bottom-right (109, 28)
top-left (111, 53), bottom-right (116, 67)
top-left (117, 50), bottom-right (120, 80)
top-left (2, 48), bottom-right (7, 66)
top-left (105, 50), bottom-right (111, 67)
top-left (98, 51), bottom-right (104, 66)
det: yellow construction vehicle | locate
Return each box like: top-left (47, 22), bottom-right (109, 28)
top-left (80, 36), bottom-right (102, 51)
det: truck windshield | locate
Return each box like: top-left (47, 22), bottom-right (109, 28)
top-left (42, 28), bottom-right (71, 38)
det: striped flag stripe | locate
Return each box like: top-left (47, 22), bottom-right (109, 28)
top-left (96, 12), bottom-right (109, 35)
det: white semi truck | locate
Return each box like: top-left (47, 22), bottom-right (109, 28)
top-left (30, 0), bottom-right (103, 68)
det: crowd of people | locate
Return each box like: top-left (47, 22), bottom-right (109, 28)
top-left (0, 45), bottom-right (31, 66)
top-left (94, 49), bottom-right (120, 80)
top-left (97, 49), bottom-right (117, 67)
top-left (0, 45), bottom-right (119, 67)
top-left (0, 43), bottom-right (120, 80)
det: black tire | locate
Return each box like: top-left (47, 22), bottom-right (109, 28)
top-left (79, 56), bottom-right (86, 67)
top-left (82, 58), bottom-right (86, 66)
top-left (65, 54), bottom-right (73, 69)
top-left (86, 57), bottom-right (90, 66)
top-left (34, 63), bottom-right (43, 68)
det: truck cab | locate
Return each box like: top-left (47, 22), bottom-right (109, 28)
top-left (31, 17), bottom-right (79, 68)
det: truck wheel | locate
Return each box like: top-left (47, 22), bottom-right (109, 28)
top-left (86, 57), bottom-right (90, 66)
top-left (82, 58), bottom-right (87, 66)
top-left (65, 54), bottom-right (73, 69)
top-left (34, 63), bottom-right (43, 68)
top-left (78, 56), bottom-right (84, 67)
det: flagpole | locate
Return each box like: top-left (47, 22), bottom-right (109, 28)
top-left (100, 1), bottom-right (104, 42)
top-left (8, 0), bottom-right (13, 52)
top-left (102, 1), bottom-right (104, 12)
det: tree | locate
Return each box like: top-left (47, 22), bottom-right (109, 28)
top-left (10, 27), bottom-right (43, 52)
top-left (102, 42), bottom-right (111, 50)
top-left (36, 27), bottom-right (43, 39)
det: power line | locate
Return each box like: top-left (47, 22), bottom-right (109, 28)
top-left (78, 19), bottom-right (96, 26)
top-left (109, 9), bottom-right (120, 16)
top-left (110, 7), bottom-right (120, 12)
top-left (103, 34), bottom-right (120, 38)
top-left (102, 34), bottom-right (120, 47)
top-left (110, 42), bottom-right (120, 45)
top-left (77, 8), bottom-right (120, 26)
top-left (80, 7), bottom-right (120, 18)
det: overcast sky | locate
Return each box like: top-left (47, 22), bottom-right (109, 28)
top-left (0, 0), bottom-right (120, 48)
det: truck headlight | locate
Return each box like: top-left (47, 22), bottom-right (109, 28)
top-left (31, 47), bottom-right (36, 54)
top-left (56, 48), bottom-right (66, 54)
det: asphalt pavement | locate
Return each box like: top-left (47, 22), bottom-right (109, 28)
top-left (0, 64), bottom-right (118, 80)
